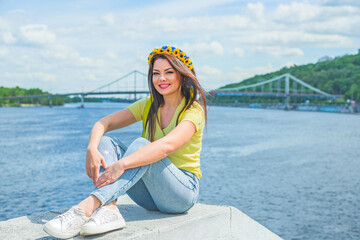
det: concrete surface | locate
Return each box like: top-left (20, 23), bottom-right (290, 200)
top-left (0, 195), bottom-right (283, 240)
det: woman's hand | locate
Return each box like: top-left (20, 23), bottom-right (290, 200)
top-left (86, 147), bottom-right (108, 185)
top-left (95, 161), bottom-right (125, 188)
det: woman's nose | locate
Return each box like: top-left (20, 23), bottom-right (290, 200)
top-left (159, 74), bottom-right (166, 81)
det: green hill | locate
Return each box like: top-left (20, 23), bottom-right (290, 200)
top-left (219, 50), bottom-right (360, 102)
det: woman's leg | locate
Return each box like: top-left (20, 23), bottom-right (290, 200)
top-left (100, 137), bottom-right (159, 211)
top-left (141, 158), bottom-right (200, 213)
top-left (78, 136), bottom-right (128, 216)
top-left (89, 137), bottom-right (156, 209)
top-left (79, 136), bottom-right (158, 216)
top-left (126, 179), bottom-right (159, 211)
top-left (43, 137), bottom-right (154, 238)
top-left (90, 137), bottom-right (199, 214)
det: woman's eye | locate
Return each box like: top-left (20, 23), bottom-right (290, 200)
top-left (153, 72), bottom-right (159, 75)
top-left (166, 71), bottom-right (174, 74)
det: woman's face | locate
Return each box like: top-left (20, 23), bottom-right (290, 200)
top-left (152, 58), bottom-right (182, 97)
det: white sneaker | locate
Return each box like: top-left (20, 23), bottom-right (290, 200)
top-left (80, 206), bottom-right (126, 236)
top-left (43, 206), bottom-right (89, 239)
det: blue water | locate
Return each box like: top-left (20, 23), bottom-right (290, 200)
top-left (1, 102), bottom-right (359, 239)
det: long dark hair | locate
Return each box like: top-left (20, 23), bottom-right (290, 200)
top-left (146, 53), bottom-right (208, 141)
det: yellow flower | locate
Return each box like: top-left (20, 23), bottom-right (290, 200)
top-left (179, 54), bottom-right (186, 61)
top-left (165, 46), bottom-right (172, 53)
top-left (173, 48), bottom-right (181, 58)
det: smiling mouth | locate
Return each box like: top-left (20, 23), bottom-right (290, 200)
top-left (159, 84), bottom-right (170, 89)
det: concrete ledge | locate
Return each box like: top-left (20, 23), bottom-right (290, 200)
top-left (0, 195), bottom-right (282, 240)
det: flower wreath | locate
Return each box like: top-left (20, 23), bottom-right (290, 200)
top-left (148, 46), bottom-right (193, 70)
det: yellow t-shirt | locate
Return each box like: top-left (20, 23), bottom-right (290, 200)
top-left (127, 96), bottom-right (205, 179)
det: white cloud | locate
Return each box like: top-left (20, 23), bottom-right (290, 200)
top-left (228, 64), bottom-right (277, 83)
top-left (129, 0), bottom-right (239, 18)
top-left (198, 65), bottom-right (222, 76)
top-left (20, 24), bottom-right (56, 44)
top-left (234, 48), bottom-right (245, 57)
top-left (275, 2), bottom-right (321, 22)
top-left (182, 41), bottom-right (224, 58)
top-left (3, 72), bottom-right (56, 83)
top-left (231, 31), bottom-right (353, 48)
top-left (32, 72), bottom-right (56, 82)
top-left (0, 17), bottom-right (10, 31)
top-left (246, 2), bottom-right (265, 19)
top-left (103, 13), bottom-right (116, 25)
top-left (223, 15), bottom-right (251, 29)
top-left (321, 0), bottom-right (360, 6)
top-left (151, 15), bottom-right (250, 34)
top-left (77, 57), bottom-right (106, 68)
top-left (41, 45), bottom-right (79, 60)
top-left (0, 48), bottom-right (9, 57)
top-left (255, 46), bottom-right (304, 57)
top-left (2, 32), bottom-right (17, 44)
top-left (106, 51), bottom-right (118, 59)
top-left (199, 63), bottom-right (278, 90)
top-left (301, 14), bottom-right (360, 35)
top-left (274, 2), bottom-right (360, 32)
top-left (40, 44), bottom-right (109, 69)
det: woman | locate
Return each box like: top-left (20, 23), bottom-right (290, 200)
top-left (43, 46), bottom-right (208, 239)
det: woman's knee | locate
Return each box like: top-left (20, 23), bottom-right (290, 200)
top-left (97, 136), bottom-right (123, 164)
top-left (132, 137), bottom-right (150, 146)
top-left (125, 138), bottom-right (150, 155)
top-left (98, 136), bottom-right (114, 150)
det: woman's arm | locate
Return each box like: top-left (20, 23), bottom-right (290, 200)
top-left (95, 120), bottom-right (196, 188)
top-left (88, 108), bottom-right (136, 148)
top-left (87, 108), bottom-right (136, 185)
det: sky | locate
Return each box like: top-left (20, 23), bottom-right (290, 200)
top-left (0, 0), bottom-right (360, 93)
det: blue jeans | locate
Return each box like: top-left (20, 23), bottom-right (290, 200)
top-left (90, 136), bottom-right (200, 214)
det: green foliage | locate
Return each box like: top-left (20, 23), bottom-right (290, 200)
top-left (0, 86), bottom-right (106, 106)
top-left (219, 52), bottom-right (360, 102)
top-left (0, 86), bottom-right (65, 106)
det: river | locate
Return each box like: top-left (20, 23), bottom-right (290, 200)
top-left (0, 102), bottom-right (359, 239)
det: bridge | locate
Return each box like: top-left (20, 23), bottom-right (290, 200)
top-left (1, 70), bottom-right (149, 108)
top-left (211, 73), bottom-right (343, 108)
top-left (1, 72), bottom-right (342, 108)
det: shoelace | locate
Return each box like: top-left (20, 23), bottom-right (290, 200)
top-left (90, 207), bottom-right (101, 218)
top-left (56, 208), bottom-right (78, 222)
top-left (89, 207), bottom-right (105, 223)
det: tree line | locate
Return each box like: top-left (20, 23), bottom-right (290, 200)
top-left (0, 86), bottom-right (103, 106)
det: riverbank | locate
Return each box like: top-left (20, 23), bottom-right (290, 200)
top-left (210, 102), bottom-right (359, 114)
